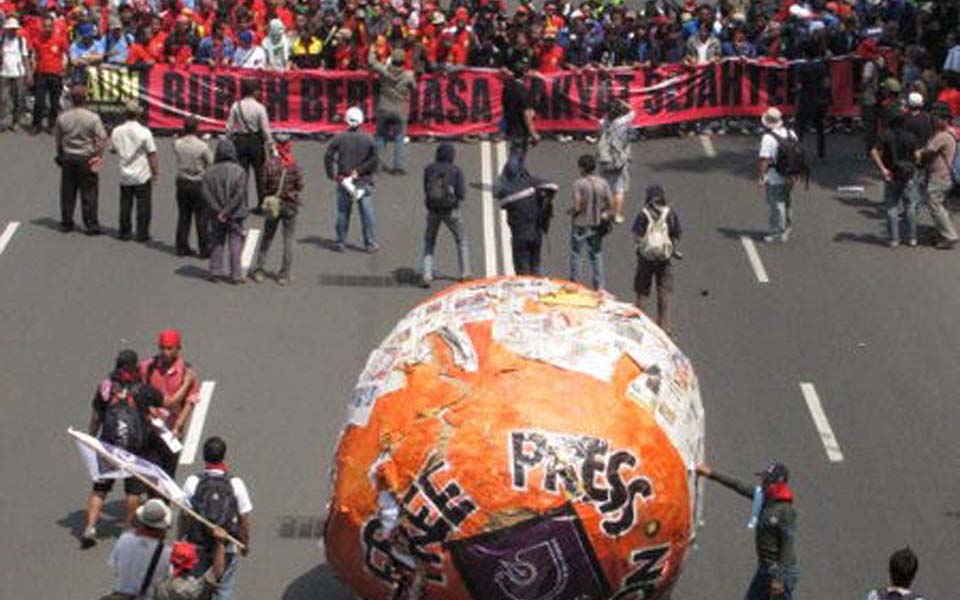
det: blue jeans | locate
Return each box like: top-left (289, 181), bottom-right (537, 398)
top-left (195, 551), bottom-right (238, 600)
top-left (765, 183), bottom-right (793, 238)
top-left (883, 176), bottom-right (920, 243)
top-left (422, 209), bottom-right (470, 280)
top-left (745, 563), bottom-right (798, 600)
top-left (570, 225), bottom-right (606, 290)
top-left (335, 184), bottom-right (376, 247)
top-left (374, 111), bottom-right (407, 171)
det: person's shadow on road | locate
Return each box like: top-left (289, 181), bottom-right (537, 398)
top-left (56, 501), bottom-right (126, 548)
top-left (281, 564), bottom-right (353, 600)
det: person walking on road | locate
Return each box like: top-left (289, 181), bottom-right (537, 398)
top-left (501, 57), bottom-right (540, 175)
top-left (596, 99), bottom-right (634, 223)
top-left (569, 154), bottom-right (613, 291)
top-left (153, 529), bottom-right (229, 600)
top-left (917, 102), bottom-right (959, 249)
top-left (420, 142), bottom-right (470, 288)
top-left (54, 85), bottom-right (106, 234)
top-left (696, 461), bottom-right (798, 600)
top-left (179, 436), bottom-right (253, 600)
top-left (202, 139), bottom-right (249, 283)
top-left (871, 110), bottom-right (921, 248)
top-left (104, 499), bottom-right (173, 600)
top-left (369, 47), bottom-right (416, 175)
top-left (866, 547), bottom-right (927, 600)
top-left (1, 17), bottom-right (32, 132)
top-left (225, 79), bottom-right (273, 212)
top-left (794, 43), bottom-right (831, 160)
top-left (82, 350), bottom-right (162, 547)
top-left (495, 159), bottom-right (558, 276)
top-left (252, 133), bottom-right (303, 286)
top-left (173, 116), bottom-right (213, 257)
top-left (758, 107), bottom-right (798, 243)
top-left (140, 329), bottom-right (199, 477)
top-left (633, 184), bottom-right (680, 335)
top-left (110, 99), bottom-right (159, 242)
top-left (324, 106), bottom-right (380, 253)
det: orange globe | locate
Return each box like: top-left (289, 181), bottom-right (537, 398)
top-left (325, 277), bottom-right (705, 600)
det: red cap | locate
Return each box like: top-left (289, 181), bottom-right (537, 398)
top-left (157, 329), bottom-right (182, 349)
top-left (454, 6), bottom-right (469, 19)
top-left (170, 542), bottom-right (199, 574)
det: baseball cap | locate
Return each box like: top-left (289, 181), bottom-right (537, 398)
top-left (157, 329), bottom-right (182, 348)
top-left (756, 461), bottom-right (789, 484)
top-left (170, 542), bottom-right (199, 574)
top-left (907, 92), bottom-right (924, 108)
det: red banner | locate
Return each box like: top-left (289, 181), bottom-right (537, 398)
top-left (85, 58), bottom-right (860, 135)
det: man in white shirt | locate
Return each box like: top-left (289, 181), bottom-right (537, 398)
top-left (757, 107), bottom-right (797, 243)
top-left (106, 499), bottom-right (173, 599)
top-left (110, 99), bottom-right (158, 241)
top-left (232, 30), bottom-right (266, 69)
top-left (0, 18), bottom-right (32, 132)
top-left (179, 436), bottom-right (252, 600)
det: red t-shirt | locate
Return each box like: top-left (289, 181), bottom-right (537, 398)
top-left (147, 32), bottom-right (168, 60)
top-left (127, 42), bottom-right (156, 64)
top-left (939, 88), bottom-right (960, 117)
top-left (536, 43), bottom-right (564, 73)
top-left (33, 32), bottom-right (67, 75)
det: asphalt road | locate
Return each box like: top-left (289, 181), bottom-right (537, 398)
top-left (0, 124), bottom-right (958, 599)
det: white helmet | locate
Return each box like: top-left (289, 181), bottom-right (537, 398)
top-left (345, 107), bottom-right (364, 128)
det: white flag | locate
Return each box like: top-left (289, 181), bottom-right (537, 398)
top-left (69, 428), bottom-right (186, 504)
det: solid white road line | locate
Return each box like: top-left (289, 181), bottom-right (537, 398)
top-left (480, 141), bottom-right (498, 277)
top-left (240, 228), bottom-right (262, 278)
top-left (0, 221), bottom-right (20, 256)
top-left (699, 134), bottom-right (717, 157)
top-left (180, 380), bottom-right (216, 465)
top-left (740, 236), bottom-right (769, 284)
top-left (799, 382), bottom-right (844, 463)
top-left (495, 141), bottom-right (515, 276)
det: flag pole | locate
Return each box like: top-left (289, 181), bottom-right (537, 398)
top-left (67, 428), bottom-right (246, 550)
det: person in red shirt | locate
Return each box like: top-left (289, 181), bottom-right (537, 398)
top-left (163, 13), bottom-right (197, 66)
top-left (267, 0), bottom-right (294, 30)
top-left (128, 24), bottom-right (159, 66)
top-left (534, 27), bottom-right (564, 73)
top-left (30, 14), bottom-right (66, 133)
top-left (140, 329), bottom-right (200, 477)
top-left (146, 17), bottom-right (169, 60)
top-left (938, 72), bottom-right (960, 117)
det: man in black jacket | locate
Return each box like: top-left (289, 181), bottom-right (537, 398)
top-left (495, 160), bottom-right (558, 276)
top-left (421, 142), bottom-right (470, 287)
top-left (324, 106), bottom-right (380, 253)
top-left (696, 461), bottom-right (798, 600)
top-left (870, 110), bottom-right (921, 248)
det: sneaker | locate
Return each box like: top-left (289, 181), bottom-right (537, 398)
top-left (365, 243), bottom-right (380, 254)
top-left (584, 135), bottom-right (598, 144)
top-left (935, 239), bottom-right (957, 250)
top-left (251, 269), bottom-right (266, 283)
top-left (762, 234), bottom-right (785, 243)
top-left (908, 239), bottom-right (918, 247)
top-left (117, 232), bottom-right (132, 241)
top-left (888, 240), bottom-right (900, 248)
top-left (229, 277), bottom-right (246, 285)
top-left (176, 247), bottom-right (196, 257)
top-left (81, 525), bottom-right (97, 548)
top-left (206, 273), bottom-right (220, 283)
top-left (277, 274), bottom-right (291, 286)
top-left (557, 134), bottom-right (573, 143)
top-left (420, 276), bottom-right (432, 289)
top-left (393, 168), bottom-right (407, 176)
top-left (59, 222), bottom-right (74, 233)
top-left (332, 242), bottom-right (346, 253)
top-left (85, 227), bottom-right (102, 236)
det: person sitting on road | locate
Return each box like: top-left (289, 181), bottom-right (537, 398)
top-left (252, 132), bottom-right (304, 287)
top-left (866, 547), bottom-right (927, 600)
top-left (696, 461), bottom-right (798, 600)
top-left (82, 350), bottom-right (163, 548)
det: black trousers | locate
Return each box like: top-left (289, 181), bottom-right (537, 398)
top-left (795, 106), bottom-right (826, 159)
top-left (59, 157), bottom-right (99, 229)
top-left (175, 178), bottom-right (210, 254)
top-left (862, 103), bottom-right (880, 154)
top-left (32, 73), bottom-right (62, 129)
top-left (119, 182), bottom-right (152, 240)
top-left (511, 237), bottom-right (542, 275)
top-left (233, 133), bottom-right (265, 205)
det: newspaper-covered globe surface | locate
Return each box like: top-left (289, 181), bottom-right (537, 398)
top-left (324, 277), bottom-right (705, 600)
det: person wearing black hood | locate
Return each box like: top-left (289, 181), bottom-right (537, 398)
top-left (696, 461), bottom-right (798, 600)
top-left (421, 142), bottom-right (470, 287)
top-left (632, 185), bottom-right (680, 335)
top-left (81, 350), bottom-right (164, 548)
top-left (202, 138), bottom-right (249, 284)
top-left (495, 159), bottom-right (558, 276)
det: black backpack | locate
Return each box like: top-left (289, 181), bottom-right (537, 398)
top-left (100, 381), bottom-right (146, 453)
top-left (873, 589), bottom-right (923, 600)
top-left (186, 473), bottom-right (241, 548)
top-left (425, 165), bottom-right (457, 212)
top-left (770, 130), bottom-right (809, 178)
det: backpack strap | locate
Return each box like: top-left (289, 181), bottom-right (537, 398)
top-left (138, 538), bottom-right (165, 597)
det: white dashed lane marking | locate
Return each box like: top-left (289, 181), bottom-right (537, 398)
top-left (800, 382), bottom-right (844, 463)
top-left (740, 236), bottom-right (770, 284)
top-left (179, 380), bottom-right (216, 465)
top-left (0, 221), bottom-right (20, 256)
